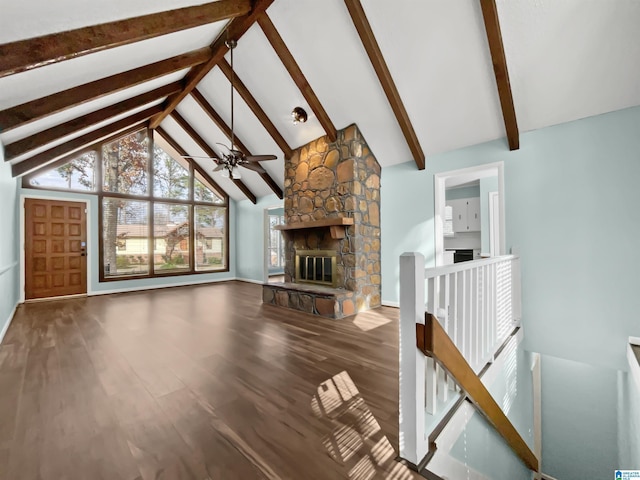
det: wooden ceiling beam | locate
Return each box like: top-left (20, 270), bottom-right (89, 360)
top-left (479, 0), bottom-right (519, 150)
top-left (190, 89), bottom-right (283, 199)
top-left (154, 126), bottom-right (229, 202)
top-left (12, 106), bottom-right (161, 177)
top-left (344, 0), bottom-right (425, 170)
top-left (4, 82), bottom-right (182, 161)
top-left (0, 0), bottom-right (251, 79)
top-left (150, 0), bottom-right (275, 130)
top-left (169, 110), bottom-right (257, 204)
top-left (0, 47), bottom-right (211, 133)
top-left (257, 13), bottom-right (337, 143)
top-left (218, 59), bottom-right (293, 159)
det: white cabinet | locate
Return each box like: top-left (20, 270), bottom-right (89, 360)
top-left (467, 197), bottom-right (481, 231)
top-left (447, 197), bottom-right (481, 232)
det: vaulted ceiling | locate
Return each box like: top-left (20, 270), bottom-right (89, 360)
top-left (1, 0), bottom-right (639, 203)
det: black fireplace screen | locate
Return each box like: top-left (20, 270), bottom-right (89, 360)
top-left (295, 250), bottom-right (337, 287)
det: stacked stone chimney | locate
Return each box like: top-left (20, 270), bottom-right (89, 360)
top-left (262, 124), bottom-right (381, 318)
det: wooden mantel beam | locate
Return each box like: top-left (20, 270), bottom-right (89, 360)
top-left (190, 89), bottom-right (283, 199)
top-left (0, 47), bottom-right (211, 133)
top-left (479, 0), bottom-right (519, 150)
top-left (0, 0), bottom-right (251, 79)
top-left (169, 110), bottom-right (257, 204)
top-left (344, 0), bottom-right (425, 170)
top-left (150, 0), bottom-right (275, 130)
top-left (257, 13), bottom-right (338, 143)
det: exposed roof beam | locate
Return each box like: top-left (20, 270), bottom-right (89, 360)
top-left (169, 110), bottom-right (257, 204)
top-left (218, 59), bottom-right (293, 159)
top-left (190, 89), bottom-right (283, 199)
top-left (12, 106), bottom-right (161, 177)
top-left (4, 82), bottom-right (182, 161)
top-left (344, 0), bottom-right (425, 170)
top-left (0, 0), bottom-right (251, 79)
top-left (257, 13), bottom-right (337, 143)
top-left (154, 126), bottom-right (229, 202)
top-left (150, 0), bottom-right (275, 130)
top-left (479, 0), bottom-right (519, 150)
top-left (0, 48), bottom-right (210, 133)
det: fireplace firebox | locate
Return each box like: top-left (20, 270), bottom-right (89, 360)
top-left (295, 250), bottom-right (337, 288)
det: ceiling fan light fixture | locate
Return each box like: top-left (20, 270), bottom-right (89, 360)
top-left (221, 167), bottom-right (230, 178)
top-left (231, 166), bottom-right (242, 179)
top-left (291, 106), bottom-right (308, 125)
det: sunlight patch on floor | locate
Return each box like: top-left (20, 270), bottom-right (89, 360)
top-left (312, 371), bottom-right (416, 480)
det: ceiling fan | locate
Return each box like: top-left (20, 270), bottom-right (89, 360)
top-left (185, 38), bottom-right (277, 179)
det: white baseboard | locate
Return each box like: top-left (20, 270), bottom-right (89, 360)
top-left (0, 303), bottom-right (18, 344)
top-left (235, 277), bottom-right (266, 285)
top-left (89, 276), bottom-right (236, 296)
top-left (381, 300), bottom-right (399, 308)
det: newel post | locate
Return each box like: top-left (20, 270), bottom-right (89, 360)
top-left (399, 252), bottom-right (427, 465)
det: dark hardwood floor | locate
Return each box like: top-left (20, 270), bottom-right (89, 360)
top-left (0, 281), bottom-right (420, 480)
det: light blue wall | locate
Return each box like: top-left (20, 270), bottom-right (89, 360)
top-left (480, 176), bottom-right (498, 253)
top-left (382, 106), bottom-right (640, 370)
top-left (0, 142), bottom-right (20, 340)
top-left (445, 185), bottom-right (480, 201)
top-left (236, 194), bottom-right (283, 282)
top-left (541, 354), bottom-right (618, 479)
top-left (618, 367), bottom-right (640, 468)
top-left (19, 187), bottom-right (237, 294)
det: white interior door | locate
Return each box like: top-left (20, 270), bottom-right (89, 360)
top-left (489, 192), bottom-right (500, 257)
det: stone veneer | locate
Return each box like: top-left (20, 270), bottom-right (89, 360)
top-left (262, 124), bottom-right (381, 318)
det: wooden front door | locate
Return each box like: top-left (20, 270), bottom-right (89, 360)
top-left (25, 199), bottom-right (87, 300)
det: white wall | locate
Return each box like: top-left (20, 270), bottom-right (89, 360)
top-left (382, 105), bottom-right (640, 371)
top-left (0, 142), bottom-right (19, 341)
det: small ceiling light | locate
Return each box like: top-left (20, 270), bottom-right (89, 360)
top-left (291, 106), bottom-right (308, 125)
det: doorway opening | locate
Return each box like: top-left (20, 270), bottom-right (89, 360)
top-left (434, 162), bottom-right (505, 267)
top-left (265, 206), bottom-right (285, 283)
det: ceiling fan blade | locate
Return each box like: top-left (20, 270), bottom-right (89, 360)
top-left (213, 164), bottom-right (225, 171)
top-left (244, 154), bottom-right (278, 162)
top-left (240, 162), bottom-right (266, 173)
top-left (181, 155), bottom-right (218, 160)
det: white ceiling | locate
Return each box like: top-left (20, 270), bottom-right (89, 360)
top-left (1, 0), bottom-right (639, 201)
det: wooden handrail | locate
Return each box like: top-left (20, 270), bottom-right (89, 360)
top-left (416, 312), bottom-right (539, 473)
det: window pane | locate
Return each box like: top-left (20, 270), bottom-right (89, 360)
top-left (153, 145), bottom-right (189, 199)
top-left (194, 171), bottom-right (225, 204)
top-left (194, 206), bottom-right (226, 271)
top-left (29, 152), bottom-right (97, 191)
top-left (103, 198), bottom-right (150, 277)
top-left (154, 203), bottom-right (191, 273)
top-left (103, 130), bottom-right (149, 195)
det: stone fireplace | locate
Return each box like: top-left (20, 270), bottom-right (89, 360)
top-left (262, 124), bottom-right (381, 319)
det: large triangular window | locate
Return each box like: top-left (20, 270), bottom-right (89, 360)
top-left (24, 127), bottom-right (229, 281)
